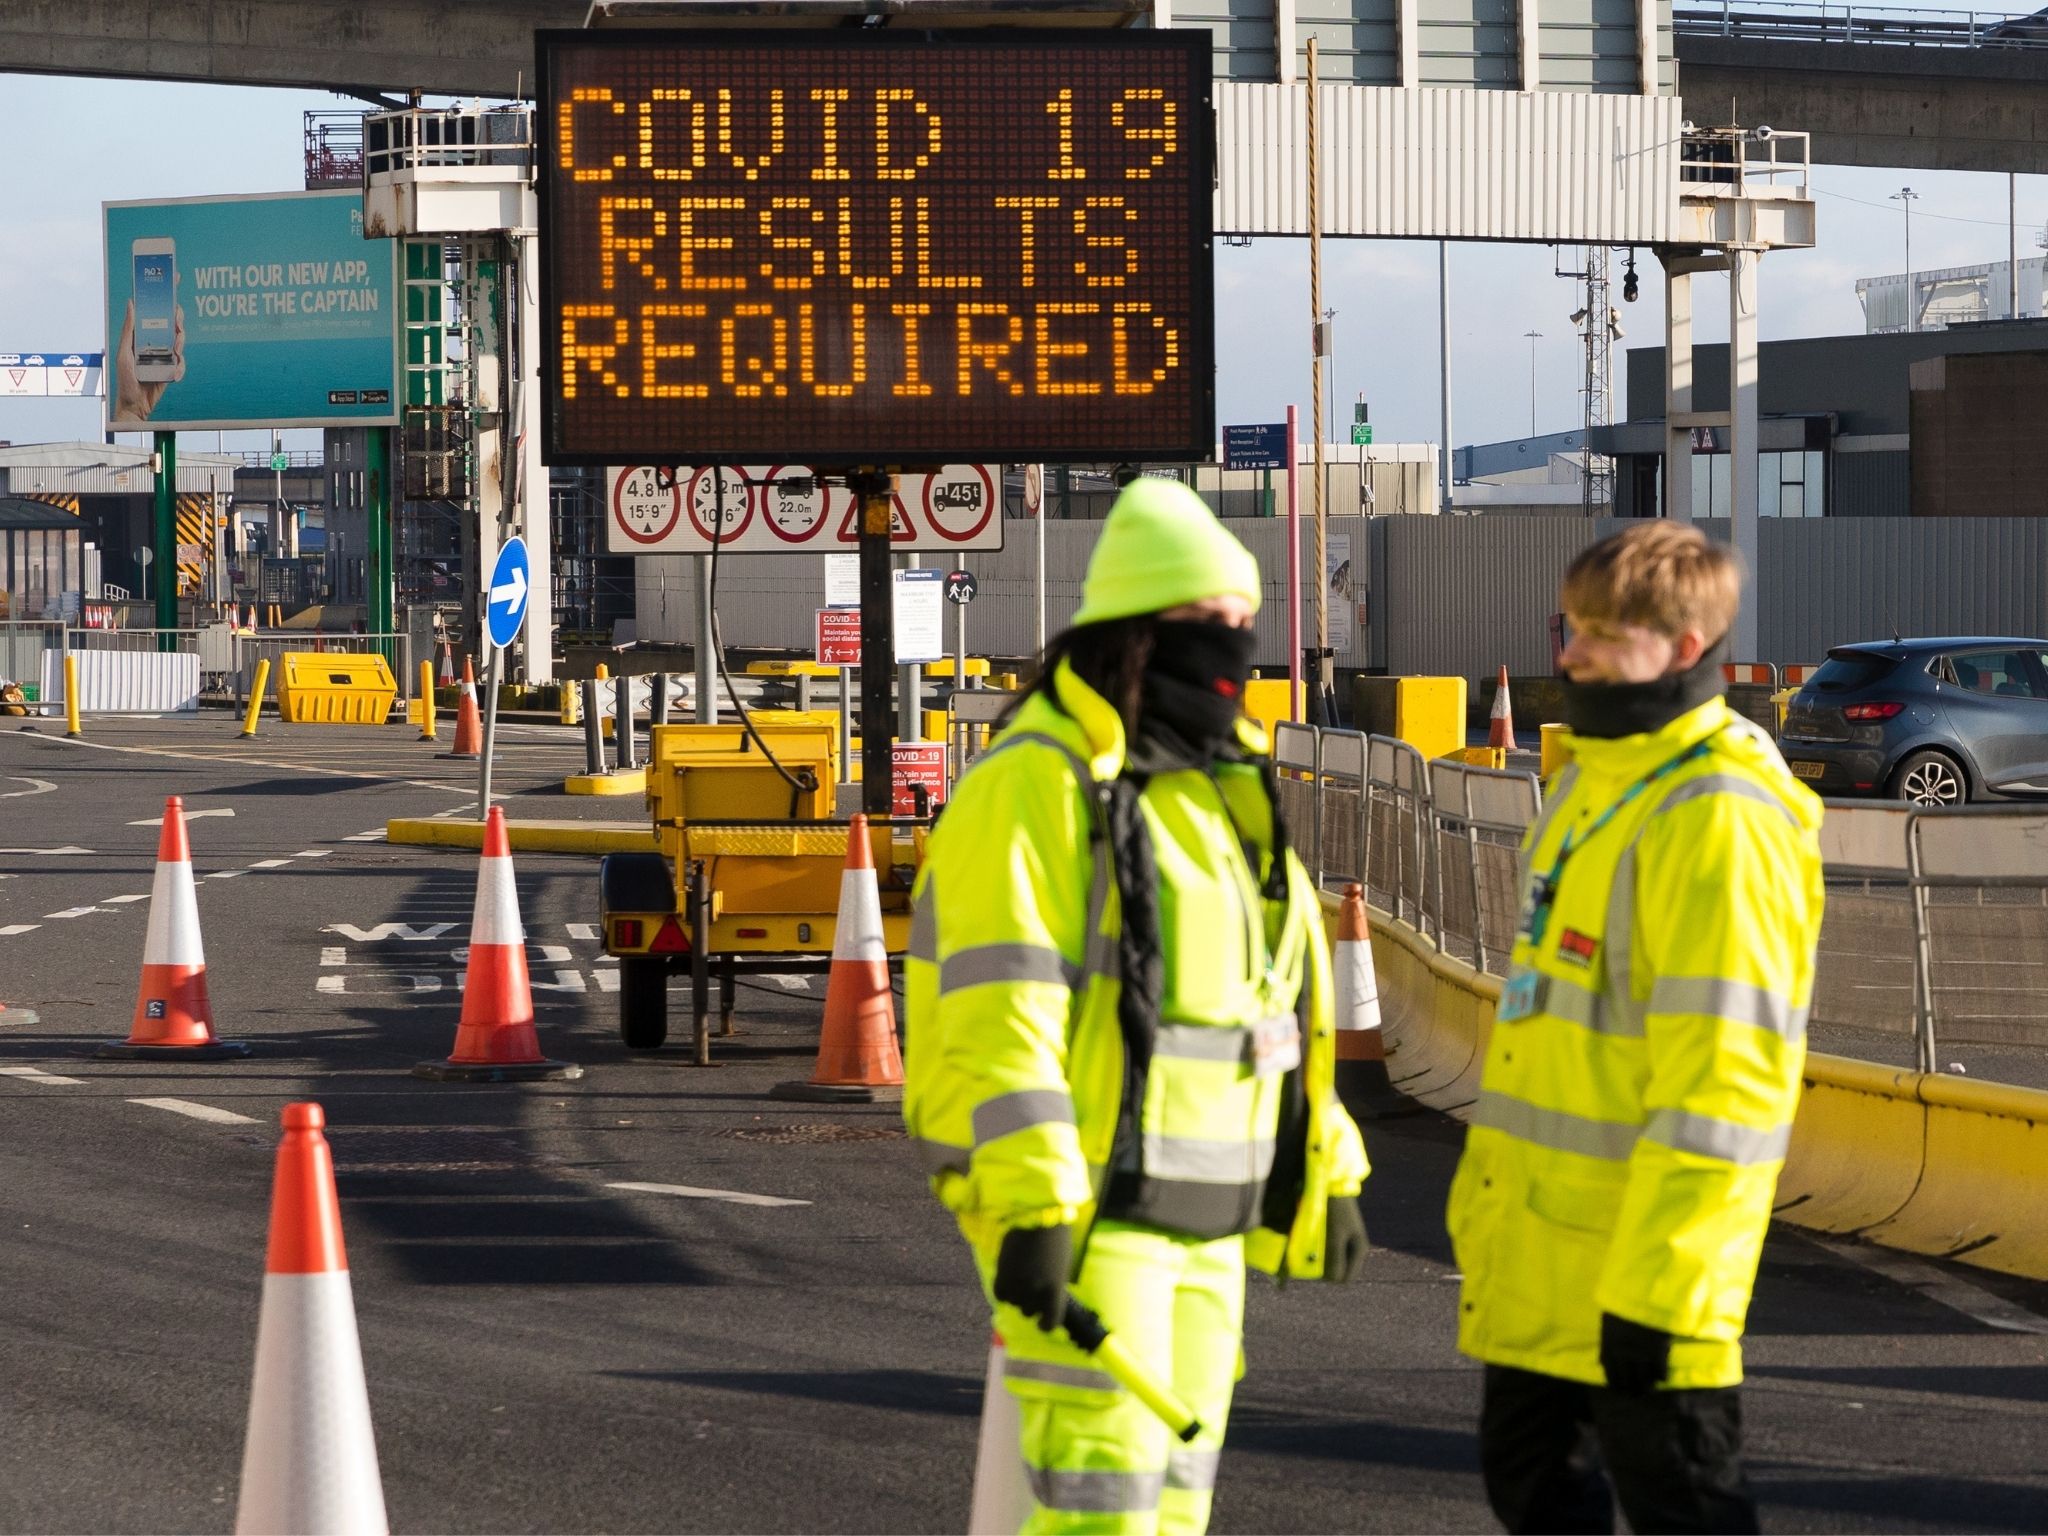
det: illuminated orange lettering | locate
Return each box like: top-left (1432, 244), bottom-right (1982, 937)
top-left (995, 197), bottom-right (1060, 288)
top-left (799, 302), bottom-right (866, 398)
top-left (1034, 304), bottom-right (1101, 397)
top-left (717, 88), bottom-right (785, 181)
top-left (637, 89), bottom-right (709, 181)
top-left (810, 88), bottom-right (853, 181)
top-left (914, 198), bottom-right (981, 292)
top-left (560, 87), bottom-right (626, 183)
top-left (721, 303), bottom-right (789, 398)
top-left (1074, 197), bottom-right (1138, 289)
top-left (1112, 302), bottom-right (1180, 395)
top-left (759, 197), bottom-right (827, 291)
top-left (956, 304), bottom-right (1025, 397)
top-left (677, 197), bottom-right (749, 291)
top-left (875, 89), bottom-right (941, 181)
top-left (891, 303), bottom-right (934, 397)
top-left (561, 305), bottom-right (629, 399)
top-left (1044, 90), bottom-right (1085, 181)
top-left (640, 304), bottom-right (710, 398)
top-left (1113, 88), bottom-right (1178, 180)
top-left (599, 197), bottom-right (665, 292)
top-left (838, 197), bottom-right (906, 291)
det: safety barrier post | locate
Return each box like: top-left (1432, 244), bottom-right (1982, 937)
top-left (63, 654), bottom-right (82, 739)
top-left (651, 672), bottom-right (669, 728)
top-left (583, 681), bottom-right (604, 775)
top-left (1309, 726), bottom-right (1326, 889)
top-left (616, 675), bottom-right (637, 770)
top-left (241, 658), bottom-right (271, 739)
top-left (417, 660), bottom-right (438, 742)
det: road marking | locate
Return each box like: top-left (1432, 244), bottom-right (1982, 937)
top-left (102, 894), bottom-right (149, 904)
top-left (129, 807), bottom-right (235, 825)
top-left (321, 947), bottom-right (347, 967)
top-left (343, 831), bottom-right (387, 842)
top-left (0, 845), bottom-right (94, 856)
top-left (294, 850), bottom-right (332, 859)
top-left (0, 924), bottom-right (41, 937)
top-left (129, 1097), bottom-right (260, 1126)
top-left (605, 1181), bottom-right (811, 1209)
top-left (248, 859), bottom-right (292, 869)
top-left (594, 969), bottom-right (619, 992)
top-left (0, 1007), bottom-right (40, 1026)
top-left (44, 906), bottom-right (105, 919)
top-left (0, 776), bottom-right (57, 798)
top-left (327, 922), bottom-right (456, 943)
top-left (1809, 1235), bottom-right (2048, 1335)
top-left (203, 869), bottom-right (247, 880)
top-left (0, 1066), bottom-right (85, 1085)
top-left (317, 974), bottom-right (445, 995)
top-left (566, 923), bottom-right (598, 941)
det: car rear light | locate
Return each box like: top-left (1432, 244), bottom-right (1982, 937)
top-left (612, 919), bottom-right (642, 948)
top-left (1843, 701), bottom-right (1906, 721)
top-left (736, 927), bottom-right (769, 939)
top-left (648, 917), bottom-right (691, 954)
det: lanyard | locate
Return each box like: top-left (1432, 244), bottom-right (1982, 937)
top-left (1519, 731), bottom-right (1724, 946)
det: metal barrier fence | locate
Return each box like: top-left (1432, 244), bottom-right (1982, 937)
top-left (233, 633), bottom-right (414, 705)
top-left (1280, 720), bottom-right (2048, 1072)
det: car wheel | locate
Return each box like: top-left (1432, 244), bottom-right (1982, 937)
top-left (1892, 749), bottom-right (1968, 807)
top-left (619, 958), bottom-right (669, 1049)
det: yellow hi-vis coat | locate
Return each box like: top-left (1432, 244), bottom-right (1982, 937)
top-left (1447, 697), bottom-right (1824, 1390)
top-left (904, 660), bottom-right (1368, 1275)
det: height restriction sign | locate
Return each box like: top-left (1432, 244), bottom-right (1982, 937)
top-left (603, 465), bottom-right (1004, 554)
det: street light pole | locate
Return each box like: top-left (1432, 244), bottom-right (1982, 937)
top-left (1892, 186), bottom-right (1919, 332)
top-left (1522, 330), bottom-right (1543, 438)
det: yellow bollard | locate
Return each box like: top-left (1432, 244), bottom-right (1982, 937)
top-left (1539, 722), bottom-right (1573, 780)
top-left (63, 654), bottom-right (82, 739)
top-left (242, 657), bottom-right (271, 739)
top-left (595, 663), bottom-right (610, 680)
top-left (417, 659), bottom-right (438, 742)
top-left (559, 679), bottom-right (582, 726)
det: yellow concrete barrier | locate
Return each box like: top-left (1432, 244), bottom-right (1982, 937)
top-left (1339, 892), bottom-right (2048, 1284)
top-left (1539, 722), bottom-right (1573, 779)
top-left (277, 652), bottom-right (396, 724)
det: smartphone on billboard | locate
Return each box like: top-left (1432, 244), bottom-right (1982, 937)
top-left (131, 237), bottom-right (178, 383)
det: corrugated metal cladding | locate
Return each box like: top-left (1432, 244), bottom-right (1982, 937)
top-left (1829, 452), bottom-right (1911, 518)
top-left (634, 517), bottom-right (1376, 672)
top-left (1214, 85), bottom-right (1680, 242)
top-left (1417, 0), bottom-right (1518, 89)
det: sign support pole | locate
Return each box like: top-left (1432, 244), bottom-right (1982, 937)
top-left (478, 640), bottom-right (500, 820)
top-left (694, 554), bottom-right (718, 724)
top-left (853, 471), bottom-right (896, 819)
top-left (1028, 464), bottom-right (1046, 657)
top-left (1286, 406), bottom-right (1302, 722)
top-left (898, 553), bottom-right (922, 744)
top-left (367, 426), bottom-right (393, 670)
top-left (839, 667), bottom-right (854, 790)
top-left (153, 431), bottom-right (177, 638)
top-left (955, 602), bottom-right (967, 693)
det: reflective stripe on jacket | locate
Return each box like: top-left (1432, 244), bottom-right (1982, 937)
top-left (903, 660), bottom-right (1369, 1279)
top-left (1446, 696), bottom-right (1825, 1389)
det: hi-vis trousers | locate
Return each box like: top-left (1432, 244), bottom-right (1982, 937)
top-left (985, 1220), bottom-right (1245, 1536)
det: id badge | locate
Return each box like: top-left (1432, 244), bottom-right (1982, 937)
top-left (1250, 1013), bottom-right (1303, 1078)
top-left (1497, 968), bottom-right (1547, 1025)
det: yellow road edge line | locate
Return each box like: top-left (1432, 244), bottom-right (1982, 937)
top-left (386, 818), bottom-right (659, 855)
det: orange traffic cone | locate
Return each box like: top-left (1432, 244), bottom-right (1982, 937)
top-left (968, 1333), bottom-right (1032, 1536)
top-left (1488, 665), bottom-right (1516, 752)
top-left (235, 1103), bottom-right (388, 1536)
top-left (440, 656), bottom-right (483, 760)
top-left (1333, 882), bottom-right (1394, 1106)
top-left (414, 806), bottom-right (582, 1082)
top-left (98, 795), bottom-right (251, 1060)
top-left (437, 641), bottom-right (455, 689)
top-left (773, 814), bottom-right (903, 1102)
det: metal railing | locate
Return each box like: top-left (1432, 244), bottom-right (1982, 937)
top-left (1674, 0), bottom-right (2048, 48)
top-left (1281, 719), bottom-right (2048, 1072)
top-left (233, 633), bottom-right (414, 705)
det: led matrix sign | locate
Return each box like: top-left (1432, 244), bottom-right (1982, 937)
top-left (538, 30), bottom-right (1214, 466)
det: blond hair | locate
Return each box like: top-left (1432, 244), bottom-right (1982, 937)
top-left (1560, 522), bottom-right (1742, 641)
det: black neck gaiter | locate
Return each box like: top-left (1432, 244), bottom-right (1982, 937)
top-left (1560, 637), bottom-right (1729, 739)
top-left (1130, 620), bottom-right (1258, 771)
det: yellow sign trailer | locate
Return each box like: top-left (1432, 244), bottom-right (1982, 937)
top-left (598, 720), bottom-right (924, 1062)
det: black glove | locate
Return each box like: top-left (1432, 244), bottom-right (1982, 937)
top-left (992, 1224), bottom-right (1072, 1332)
top-left (1324, 1196), bottom-right (1369, 1283)
top-left (1600, 1312), bottom-right (1672, 1394)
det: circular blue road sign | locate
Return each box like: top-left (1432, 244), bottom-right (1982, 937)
top-left (486, 537), bottom-right (530, 650)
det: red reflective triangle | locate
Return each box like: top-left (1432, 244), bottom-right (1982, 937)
top-left (648, 916), bottom-right (691, 954)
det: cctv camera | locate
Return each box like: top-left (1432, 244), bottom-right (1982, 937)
top-left (1752, 125), bottom-right (1775, 141)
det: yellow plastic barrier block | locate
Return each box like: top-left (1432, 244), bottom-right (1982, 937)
top-left (1453, 746), bottom-right (1508, 770)
top-left (925, 657), bottom-right (991, 677)
top-left (1243, 677), bottom-right (1293, 742)
top-left (277, 652), bottom-right (397, 725)
top-left (1540, 722), bottom-right (1574, 779)
top-left (745, 659), bottom-right (839, 677)
top-left (1396, 676), bottom-right (1465, 764)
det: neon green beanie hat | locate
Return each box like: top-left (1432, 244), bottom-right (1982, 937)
top-left (1071, 477), bottom-right (1263, 628)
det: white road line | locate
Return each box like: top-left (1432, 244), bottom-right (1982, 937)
top-left (129, 1097), bottom-right (260, 1126)
top-left (202, 870), bottom-right (247, 880)
top-left (0, 1066), bottom-right (85, 1085)
top-left (0, 776), bottom-right (57, 798)
top-left (44, 906), bottom-right (104, 919)
top-left (129, 807), bottom-right (235, 826)
top-left (294, 850), bottom-right (332, 859)
top-left (0, 924), bottom-right (41, 937)
top-left (101, 894), bottom-right (149, 904)
top-left (566, 923), bottom-right (598, 941)
top-left (1808, 1234), bottom-right (2048, 1335)
top-left (321, 947), bottom-right (348, 967)
top-left (248, 859), bottom-right (292, 870)
top-left (343, 831), bottom-right (387, 842)
top-left (605, 1181), bottom-right (811, 1209)
top-left (0, 845), bottom-right (93, 855)
top-left (0, 1007), bottom-right (41, 1026)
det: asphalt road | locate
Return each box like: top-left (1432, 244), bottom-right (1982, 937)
top-left (2, 717), bottom-right (2046, 1533)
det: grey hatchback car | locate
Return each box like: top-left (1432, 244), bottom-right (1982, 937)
top-left (1778, 638), bottom-right (2048, 805)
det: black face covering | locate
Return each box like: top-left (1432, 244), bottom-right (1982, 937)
top-left (1131, 619), bottom-right (1258, 769)
top-left (1560, 636), bottom-right (1729, 739)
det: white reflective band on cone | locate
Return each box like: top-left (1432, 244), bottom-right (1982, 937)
top-left (1334, 937), bottom-right (1381, 1032)
top-left (469, 857), bottom-right (525, 947)
top-left (969, 1341), bottom-right (1032, 1536)
top-left (236, 1271), bottom-right (387, 1536)
top-left (831, 868), bottom-right (886, 964)
top-left (142, 853), bottom-right (205, 967)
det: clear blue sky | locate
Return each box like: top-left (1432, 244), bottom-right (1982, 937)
top-left (1, 70), bottom-right (2042, 457)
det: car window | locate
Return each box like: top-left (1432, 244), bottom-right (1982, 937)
top-left (1947, 650), bottom-right (2044, 699)
top-left (1811, 652), bottom-right (1896, 691)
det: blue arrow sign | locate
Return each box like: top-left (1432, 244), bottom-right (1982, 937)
top-left (486, 537), bottom-right (530, 650)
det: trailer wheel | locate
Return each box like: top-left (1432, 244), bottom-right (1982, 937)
top-left (619, 959), bottom-right (669, 1050)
